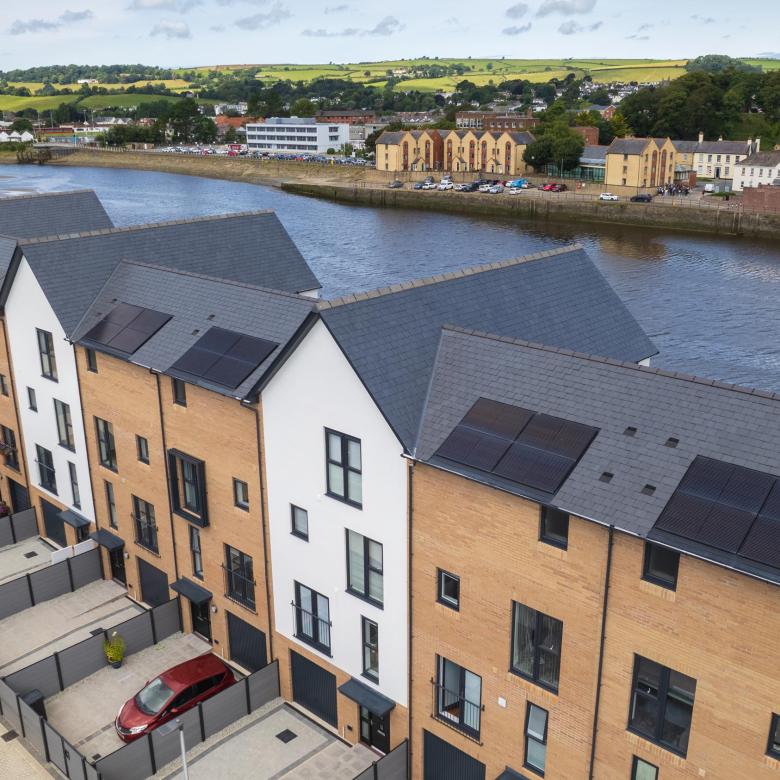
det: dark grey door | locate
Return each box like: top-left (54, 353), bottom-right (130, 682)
top-left (423, 730), bottom-right (485, 780)
top-left (41, 498), bottom-right (66, 547)
top-left (226, 611), bottom-right (266, 671)
top-left (109, 546), bottom-right (126, 585)
top-left (191, 600), bottom-right (212, 641)
top-left (290, 650), bottom-right (337, 727)
top-left (8, 479), bottom-right (30, 513)
top-left (137, 558), bottom-right (169, 607)
top-left (360, 705), bottom-right (390, 753)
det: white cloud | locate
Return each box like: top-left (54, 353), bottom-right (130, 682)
top-left (150, 19), bottom-right (191, 37)
top-left (129, 0), bottom-right (202, 11)
top-left (235, 3), bottom-right (291, 30)
top-left (506, 2), bottom-right (529, 18)
top-left (325, 3), bottom-right (349, 12)
top-left (503, 22), bottom-right (532, 35)
top-left (302, 15), bottom-right (403, 37)
top-left (537, 0), bottom-right (596, 17)
top-left (558, 19), bottom-right (601, 34)
top-left (9, 8), bottom-right (93, 35)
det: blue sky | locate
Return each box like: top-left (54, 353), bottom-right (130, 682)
top-left (1, 0), bottom-right (777, 70)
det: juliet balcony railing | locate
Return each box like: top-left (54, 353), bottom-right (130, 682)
top-left (291, 601), bottom-right (332, 655)
top-left (431, 679), bottom-right (483, 741)
top-left (222, 564), bottom-right (256, 611)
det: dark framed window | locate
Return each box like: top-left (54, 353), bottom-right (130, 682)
top-left (105, 480), bottom-right (117, 528)
top-left (291, 504), bottom-right (309, 540)
top-left (511, 602), bottom-right (563, 693)
top-left (172, 378), bottom-right (187, 406)
top-left (27, 387), bottom-right (37, 411)
top-left (642, 543), bottom-right (680, 590)
top-left (0, 374), bottom-right (8, 396)
top-left (0, 425), bottom-right (19, 470)
top-left (294, 581), bottom-right (331, 654)
top-left (37, 328), bottom-right (58, 381)
top-left (68, 462), bottom-right (81, 509)
top-left (85, 348), bottom-right (98, 373)
top-left (35, 444), bottom-right (56, 493)
top-left (136, 435), bottom-right (149, 464)
top-left (524, 703), bottom-right (548, 776)
top-left (224, 545), bottom-right (255, 609)
top-left (190, 525), bottom-right (203, 579)
top-left (362, 617), bottom-right (379, 682)
top-left (54, 399), bottom-right (75, 450)
top-left (133, 496), bottom-right (158, 553)
top-left (628, 655), bottom-right (696, 757)
top-left (540, 506), bottom-right (569, 549)
top-left (434, 656), bottom-right (482, 739)
top-left (325, 429), bottom-right (362, 507)
top-left (168, 450), bottom-right (208, 526)
top-left (346, 529), bottom-right (383, 606)
top-left (768, 714), bottom-right (780, 758)
top-left (233, 478), bottom-right (249, 510)
top-left (95, 417), bottom-right (117, 471)
top-left (437, 569), bottom-right (460, 610)
top-left (631, 756), bottom-right (658, 780)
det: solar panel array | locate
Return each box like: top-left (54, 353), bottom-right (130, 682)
top-left (655, 456), bottom-right (780, 570)
top-left (83, 302), bottom-right (171, 355)
top-left (169, 327), bottom-right (279, 390)
top-left (436, 397), bottom-right (599, 495)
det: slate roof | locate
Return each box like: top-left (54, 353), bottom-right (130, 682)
top-left (506, 131), bottom-right (536, 145)
top-left (416, 326), bottom-right (780, 583)
top-left (672, 139), bottom-right (698, 154)
top-left (8, 211), bottom-right (320, 335)
top-left (737, 150), bottom-right (780, 168)
top-left (72, 261), bottom-right (316, 400)
top-left (377, 131), bottom-right (404, 145)
top-left (607, 138), bottom-right (651, 155)
top-left (318, 245), bottom-right (656, 451)
top-left (581, 145), bottom-right (608, 163)
top-left (696, 140), bottom-right (750, 154)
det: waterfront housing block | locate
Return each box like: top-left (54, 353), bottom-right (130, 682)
top-left (245, 116), bottom-right (351, 154)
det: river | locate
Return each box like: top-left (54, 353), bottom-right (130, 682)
top-left (2, 163), bottom-right (779, 392)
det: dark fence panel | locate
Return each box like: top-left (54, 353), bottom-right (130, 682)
top-left (0, 519), bottom-right (13, 548)
top-left (354, 766), bottom-right (373, 780)
top-left (43, 720), bottom-right (67, 776)
top-left (69, 548), bottom-right (102, 589)
top-left (12, 509), bottom-right (38, 542)
top-left (5, 654), bottom-right (60, 698)
top-left (248, 660), bottom-right (280, 711)
top-left (202, 678), bottom-right (249, 738)
top-left (149, 706), bottom-right (201, 769)
top-left (29, 560), bottom-right (71, 604)
top-left (18, 699), bottom-right (46, 757)
top-left (58, 632), bottom-right (106, 689)
top-left (0, 679), bottom-right (21, 732)
top-left (152, 597), bottom-right (181, 641)
top-left (85, 760), bottom-right (101, 780)
top-left (111, 610), bottom-right (154, 657)
top-left (377, 740), bottom-right (408, 780)
top-left (65, 737), bottom-right (88, 780)
top-left (95, 730), bottom-right (155, 780)
top-left (0, 576), bottom-right (33, 620)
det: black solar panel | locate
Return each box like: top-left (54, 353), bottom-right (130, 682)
top-left (83, 302), bottom-right (171, 355)
top-left (739, 517), bottom-right (780, 569)
top-left (759, 483), bottom-right (780, 523)
top-left (678, 457), bottom-right (734, 501)
top-left (492, 444), bottom-right (574, 494)
top-left (653, 492), bottom-right (713, 538)
top-left (720, 468), bottom-right (775, 513)
top-left (436, 426), bottom-right (513, 472)
top-left (460, 398), bottom-right (534, 439)
top-left (696, 505), bottom-right (755, 553)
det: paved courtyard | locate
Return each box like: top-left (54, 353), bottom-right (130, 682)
top-left (0, 537), bottom-right (54, 585)
top-left (0, 722), bottom-right (51, 780)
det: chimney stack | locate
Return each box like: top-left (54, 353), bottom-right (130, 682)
top-left (698, 130), bottom-right (704, 144)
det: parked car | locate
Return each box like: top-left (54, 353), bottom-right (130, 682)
top-left (412, 182), bottom-right (424, 190)
top-left (507, 179), bottom-right (529, 189)
top-left (387, 180), bottom-right (403, 189)
top-left (630, 193), bottom-right (653, 203)
top-left (460, 182), bottom-right (480, 192)
top-left (488, 184), bottom-right (505, 194)
top-left (423, 176), bottom-right (434, 184)
top-left (599, 192), bottom-right (619, 201)
top-left (422, 182), bottom-right (437, 190)
top-left (438, 181), bottom-right (454, 190)
top-left (550, 183), bottom-right (567, 192)
top-left (478, 183), bottom-right (493, 192)
top-left (115, 654), bottom-right (234, 742)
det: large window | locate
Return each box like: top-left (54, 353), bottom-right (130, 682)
top-left (362, 617), bottom-right (379, 682)
top-left (642, 543), bottom-right (680, 590)
top-left (511, 602), bottom-right (563, 692)
top-left (0, 425), bottom-right (18, 470)
top-left (434, 656), bottom-right (482, 739)
top-left (105, 480), bottom-right (117, 528)
top-left (68, 462), bottom-right (81, 509)
top-left (190, 526), bottom-right (203, 579)
top-left (631, 756), bottom-right (658, 780)
top-left (133, 496), bottom-right (158, 553)
top-left (346, 530), bottom-right (383, 606)
top-left (325, 429), bottom-right (362, 507)
top-left (628, 655), bottom-right (696, 757)
top-left (168, 450), bottom-right (208, 526)
top-left (35, 444), bottom-right (56, 493)
top-left (524, 703), bottom-right (548, 776)
top-left (224, 545), bottom-right (255, 609)
top-left (294, 582), bottom-right (331, 654)
top-left (37, 328), bottom-right (58, 381)
top-left (540, 506), bottom-right (569, 549)
top-left (54, 399), bottom-right (75, 450)
top-left (768, 714), bottom-right (780, 758)
top-left (95, 417), bottom-right (117, 471)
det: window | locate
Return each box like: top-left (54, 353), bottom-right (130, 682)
top-left (190, 525), bottom-right (203, 579)
top-left (28, 387), bottom-right (37, 411)
top-left (291, 504), bottom-right (309, 540)
top-left (362, 617), bottom-right (379, 682)
top-left (294, 582), bottom-right (331, 653)
top-left (524, 703), bottom-right (548, 775)
top-left (85, 348), bottom-right (98, 373)
top-left (136, 435), bottom-right (149, 464)
top-left (95, 417), bottom-right (117, 470)
top-left (172, 378), bottom-right (187, 406)
top-left (628, 655), bottom-right (696, 756)
top-left (0, 426), bottom-right (18, 470)
top-left (68, 462), bottom-right (80, 508)
top-left (54, 399), bottom-right (75, 450)
top-left (133, 496), bottom-right (158, 553)
top-left (437, 569), bottom-right (460, 610)
top-left (0, 374), bottom-right (7, 396)
top-left (511, 602), bottom-right (563, 692)
top-left (168, 450), bottom-right (207, 525)
top-left (224, 545), bottom-right (255, 609)
top-left (233, 478), bottom-right (249, 510)
top-left (346, 530), bottom-right (383, 606)
top-left (105, 480), bottom-right (117, 528)
top-left (642, 543), bottom-right (679, 590)
top-left (540, 506), bottom-right (569, 549)
top-left (36, 445), bottom-right (56, 493)
top-left (325, 429), bottom-right (362, 507)
top-left (631, 756), bottom-right (658, 780)
top-left (435, 656), bottom-right (482, 738)
top-left (37, 329), bottom-right (58, 381)
top-left (767, 714), bottom-right (780, 758)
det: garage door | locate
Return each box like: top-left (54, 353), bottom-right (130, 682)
top-left (137, 558), bottom-right (169, 607)
top-left (423, 730), bottom-right (485, 780)
top-left (226, 611), bottom-right (267, 671)
top-left (290, 650), bottom-right (337, 727)
top-left (40, 498), bottom-right (66, 547)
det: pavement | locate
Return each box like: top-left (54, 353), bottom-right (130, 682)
top-left (0, 580), bottom-right (144, 676)
top-left (0, 722), bottom-right (52, 780)
top-left (0, 537), bottom-right (54, 585)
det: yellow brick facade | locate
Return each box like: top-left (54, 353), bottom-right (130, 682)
top-left (605, 138), bottom-right (675, 191)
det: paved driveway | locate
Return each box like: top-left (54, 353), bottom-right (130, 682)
top-left (0, 537), bottom-right (54, 585)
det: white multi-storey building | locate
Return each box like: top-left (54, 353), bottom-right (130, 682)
top-left (245, 117), bottom-right (350, 154)
top-left (731, 150), bottom-right (780, 191)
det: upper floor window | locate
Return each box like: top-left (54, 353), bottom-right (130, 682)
top-left (54, 399), bottom-right (75, 451)
top-left (133, 496), bottom-right (158, 553)
top-left (294, 581), bottom-right (331, 654)
top-left (291, 504), bottom-right (309, 540)
top-left (0, 425), bottom-right (19, 471)
top-left (224, 545), bottom-right (255, 610)
top-left (168, 450), bottom-right (207, 526)
top-left (36, 444), bottom-right (56, 494)
top-left (362, 616), bottom-right (379, 682)
top-left (325, 429), bottom-right (362, 507)
top-left (540, 506), bottom-right (569, 549)
top-left (233, 478), bottom-right (249, 511)
top-left (767, 714), bottom-right (780, 759)
top-left (628, 655), bottom-right (696, 757)
top-left (37, 329), bottom-right (58, 381)
top-left (346, 529), bottom-right (383, 607)
top-left (632, 756), bottom-right (658, 780)
top-left (136, 435), bottom-right (150, 464)
top-left (524, 703), bottom-right (549, 776)
top-left (0, 374), bottom-right (8, 396)
top-left (105, 480), bottom-right (117, 529)
top-left (27, 387), bottom-right (37, 412)
top-left (642, 542), bottom-right (679, 591)
top-left (437, 569), bottom-right (460, 610)
top-left (511, 601), bottom-right (563, 692)
top-left (68, 462), bottom-right (81, 509)
top-left (434, 656), bottom-right (482, 739)
top-left (190, 526), bottom-right (203, 579)
top-left (95, 417), bottom-right (117, 471)
top-left (172, 378), bottom-right (187, 406)
top-left (85, 348), bottom-right (98, 373)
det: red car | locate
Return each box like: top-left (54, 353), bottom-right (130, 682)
top-left (541, 183), bottom-right (556, 191)
top-left (115, 653), bottom-right (235, 741)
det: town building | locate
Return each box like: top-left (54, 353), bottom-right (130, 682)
top-left (316, 109), bottom-right (378, 125)
top-left (604, 137), bottom-right (676, 191)
top-left (691, 132), bottom-right (758, 180)
top-left (582, 103), bottom-right (616, 120)
top-left (455, 110), bottom-right (539, 133)
top-left (214, 102), bottom-right (249, 116)
top-left (572, 125), bottom-right (600, 145)
top-left (543, 144), bottom-right (608, 182)
top-left (731, 150), bottom-right (780, 191)
top-left (245, 117), bottom-right (350, 154)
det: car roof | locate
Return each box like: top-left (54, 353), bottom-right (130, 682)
top-left (159, 653), bottom-right (228, 690)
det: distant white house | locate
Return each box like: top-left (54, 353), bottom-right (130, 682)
top-left (245, 117), bottom-right (350, 154)
top-left (76, 78), bottom-right (98, 85)
top-left (732, 150), bottom-right (780, 191)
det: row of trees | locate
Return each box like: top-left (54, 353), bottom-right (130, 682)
top-left (0, 65), bottom-right (175, 85)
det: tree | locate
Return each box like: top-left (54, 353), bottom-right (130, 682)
top-left (685, 55), bottom-right (759, 74)
top-left (523, 136), bottom-right (555, 169)
top-left (551, 132), bottom-right (584, 171)
top-left (290, 98), bottom-right (316, 117)
top-left (609, 112), bottom-right (632, 139)
top-left (10, 117), bottom-right (33, 133)
top-left (192, 116), bottom-right (218, 144)
top-left (168, 98), bottom-right (201, 142)
top-left (223, 126), bottom-right (239, 144)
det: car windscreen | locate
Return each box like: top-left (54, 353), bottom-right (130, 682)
top-left (135, 677), bottom-right (175, 715)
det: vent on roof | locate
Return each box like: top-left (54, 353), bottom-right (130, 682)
top-left (641, 484), bottom-right (656, 496)
top-left (665, 437), bottom-right (679, 448)
top-left (600, 472), bottom-right (614, 483)
top-left (83, 302), bottom-right (172, 356)
top-left (624, 426), bottom-right (638, 437)
top-left (207, 314), bottom-right (215, 320)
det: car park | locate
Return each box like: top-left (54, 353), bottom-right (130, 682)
top-left (630, 193), bottom-right (653, 202)
top-left (599, 192), bottom-right (620, 201)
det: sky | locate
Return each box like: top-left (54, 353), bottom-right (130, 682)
top-left (1, 0), bottom-right (779, 70)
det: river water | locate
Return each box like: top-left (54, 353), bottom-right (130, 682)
top-left (1, 163), bottom-right (779, 392)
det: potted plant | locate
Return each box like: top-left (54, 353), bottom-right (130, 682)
top-left (104, 631), bottom-right (126, 669)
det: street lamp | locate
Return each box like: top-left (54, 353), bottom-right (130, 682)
top-left (157, 718), bottom-right (189, 779)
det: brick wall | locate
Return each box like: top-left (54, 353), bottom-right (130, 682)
top-left (743, 185), bottom-right (780, 214)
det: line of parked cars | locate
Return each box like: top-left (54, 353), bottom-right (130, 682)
top-left (389, 176), bottom-right (553, 195)
top-left (599, 192), bottom-right (655, 203)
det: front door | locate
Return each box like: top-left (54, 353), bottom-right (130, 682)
top-left (360, 706), bottom-right (390, 753)
top-left (191, 600), bottom-right (212, 641)
top-left (109, 546), bottom-right (126, 584)
top-left (41, 499), bottom-right (66, 547)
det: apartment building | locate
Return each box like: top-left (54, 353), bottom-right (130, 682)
top-left (455, 110), bottom-right (539, 133)
top-left (691, 132), bottom-right (757, 180)
top-left (316, 109), bottom-right (378, 125)
top-left (245, 116), bottom-right (350, 154)
top-left (604, 137), bottom-right (676, 191)
top-left (731, 150), bottom-right (780, 191)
